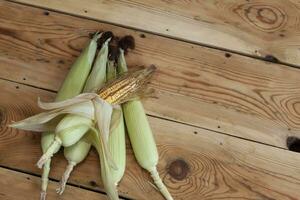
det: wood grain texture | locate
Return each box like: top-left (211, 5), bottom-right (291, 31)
top-left (0, 1), bottom-right (300, 149)
top-left (11, 0), bottom-right (300, 66)
top-left (0, 167), bottom-right (111, 200)
top-left (1, 79), bottom-right (300, 200)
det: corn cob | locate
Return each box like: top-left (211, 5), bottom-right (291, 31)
top-left (10, 33), bottom-right (157, 200)
top-left (107, 57), bottom-right (126, 185)
top-left (57, 36), bottom-right (111, 194)
top-left (39, 32), bottom-right (101, 200)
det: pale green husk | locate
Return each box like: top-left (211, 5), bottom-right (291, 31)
top-left (57, 37), bottom-right (110, 195)
top-left (39, 32), bottom-right (101, 200)
top-left (107, 60), bottom-right (126, 185)
top-left (118, 48), bottom-right (173, 200)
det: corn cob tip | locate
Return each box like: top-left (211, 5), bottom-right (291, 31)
top-left (89, 31), bottom-right (100, 38)
top-left (118, 35), bottom-right (135, 53)
top-left (98, 31), bottom-right (114, 48)
top-left (89, 31), bottom-right (102, 41)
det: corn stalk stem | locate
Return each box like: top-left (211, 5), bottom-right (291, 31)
top-left (149, 168), bottom-right (173, 200)
top-left (40, 159), bottom-right (51, 200)
top-left (37, 138), bottom-right (62, 168)
top-left (57, 161), bottom-right (76, 195)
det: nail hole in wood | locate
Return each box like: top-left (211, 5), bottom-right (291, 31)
top-left (166, 28), bottom-right (169, 31)
top-left (15, 86), bottom-right (19, 89)
top-left (84, 10), bottom-right (88, 13)
top-left (140, 34), bottom-right (146, 38)
top-left (43, 11), bottom-right (49, 16)
top-left (23, 77), bottom-right (26, 80)
top-left (58, 59), bottom-right (65, 64)
top-left (193, 131), bottom-right (198, 134)
top-left (89, 180), bottom-right (98, 187)
top-left (225, 53), bottom-right (231, 58)
top-left (217, 125), bottom-right (221, 128)
top-left (264, 55), bottom-right (279, 63)
top-left (287, 137), bottom-right (300, 153)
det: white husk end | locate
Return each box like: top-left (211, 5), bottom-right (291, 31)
top-left (40, 191), bottom-right (46, 200)
top-left (57, 162), bottom-right (76, 195)
top-left (149, 168), bottom-right (173, 200)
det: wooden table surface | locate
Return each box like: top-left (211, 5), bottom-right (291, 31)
top-left (0, 1), bottom-right (300, 199)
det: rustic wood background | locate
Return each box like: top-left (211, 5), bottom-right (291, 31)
top-left (0, 1), bottom-right (300, 200)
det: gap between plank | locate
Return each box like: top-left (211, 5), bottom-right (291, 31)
top-left (6, 0), bottom-right (300, 69)
top-left (147, 113), bottom-right (290, 152)
top-left (0, 165), bottom-right (133, 200)
top-left (0, 77), bottom-right (293, 153)
top-left (0, 77), bottom-right (57, 94)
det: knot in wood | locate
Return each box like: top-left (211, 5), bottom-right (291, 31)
top-left (168, 159), bottom-right (189, 180)
top-left (287, 136), bottom-right (300, 153)
top-left (233, 3), bottom-right (287, 32)
top-left (0, 107), bottom-right (5, 125)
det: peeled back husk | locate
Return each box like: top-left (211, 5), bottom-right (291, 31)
top-left (87, 127), bottom-right (120, 200)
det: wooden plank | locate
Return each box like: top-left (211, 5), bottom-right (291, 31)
top-left (0, 1), bottom-right (300, 149)
top-left (11, 0), bottom-right (300, 66)
top-left (1, 79), bottom-right (300, 200)
top-left (0, 167), bottom-right (110, 200)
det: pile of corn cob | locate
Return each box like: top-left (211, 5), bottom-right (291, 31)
top-left (10, 31), bottom-right (173, 200)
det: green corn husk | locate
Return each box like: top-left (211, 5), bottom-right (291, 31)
top-left (39, 32), bottom-right (101, 200)
top-left (109, 110), bottom-right (125, 185)
top-left (55, 33), bottom-right (101, 102)
top-left (13, 65), bottom-right (155, 170)
top-left (37, 33), bottom-right (101, 170)
top-left (107, 59), bottom-right (126, 185)
top-left (118, 48), bottom-right (173, 200)
top-left (57, 37), bottom-right (110, 195)
top-left (57, 134), bottom-right (91, 194)
top-left (84, 38), bottom-right (110, 92)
